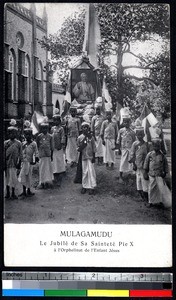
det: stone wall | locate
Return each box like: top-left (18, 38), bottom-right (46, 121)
top-left (4, 3), bottom-right (51, 119)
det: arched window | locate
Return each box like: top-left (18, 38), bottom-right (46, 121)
top-left (34, 60), bottom-right (43, 106)
top-left (8, 50), bottom-right (15, 101)
top-left (9, 51), bottom-right (14, 72)
top-left (38, 61), bottom-right (43, 103)
top-left (25, 55), bottom-right (30, 102)
top-left (25, 56), bottom-right (29, 76)
top-left (56, 100), bottom-right (60, 110)
top-left (38, 61), bottom-right (42, 81)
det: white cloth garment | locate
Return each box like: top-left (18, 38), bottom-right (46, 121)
top-left (52, 149), bottom-right (66, 174)
top-left (136, 169), bottom-right (148, 192)
top-left (66, 137), bottom-right (78, 163)
top-left (82, 159), bottom-right (96, 189)
top-left (104, 139), bottom-right (115, 164)
top-left (18, 162), bottom-right (33, 189)
top-left (148, 175), bottom-right (171, 208)
top-left (119, 149), bottom-right (133, 172)
top-left (39, 157), bottom-right (53, 184)
top-left (95, 136), bottom-right (104, 157)
top-left (5, 167), bottom-right (18, 188)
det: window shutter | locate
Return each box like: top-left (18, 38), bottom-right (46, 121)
top-left (18, 50), bottom-right (25, 75)
top-left (24, 77), bottom-right (27, 102)
top-left (5, 71), bottom-right (12, 101)
top-left (18, 75), bottom-right (21, 101)
top-left (56, 100), bottom-right (60, 110)
top-left (4, 44), bottom-right (9, 70)
top-left (18, 74), bottom-right (25, 103)
top-left (34, 57), bottom-right (39, 79)
top-left (38, 81), bottom-right (42, 103)
top-left (21, 76), bottom-right (25, 102)
top-left (34, 79), bottom-right (39, 105)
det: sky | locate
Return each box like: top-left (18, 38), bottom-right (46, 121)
top-left (22, 3), bottom-right (165, 78)
top-left (23, 3), bottom-right (86, 33)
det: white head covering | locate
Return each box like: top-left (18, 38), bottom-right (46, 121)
top-left (149, 126), bottom-right (162, 139)
top-left (53, 108), bottom-right (60, 115)
top-left (151, 137), bottom-right (161, 142)
top-left (120, 107), bottom-right (131, 124)
top-left (81, 121), bottom-right (90, 128)
top-left (135, 126), bottom-right (144, 133)
top-left (105, 102), bottom-right (112, 111)
top-left (9, 119), bottom-right (17, 126)
top-left (8, 119), bottom-right (18, 131)
top-left (83, 114), bottom-right (91, 124)
top-left (24, 120), bottom-right (32, 132)
top-left (96, 97), bottom-right (102, 103)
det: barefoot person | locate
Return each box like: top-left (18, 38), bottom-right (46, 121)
top-left (4, 121), bottom-right (22, 199)
top-left (51, 114), bottom-right (66, 186)
top-left (18, 121), bottom-right (39, 197)
top-left (116, 115), bottom-right (136, 182)
top-left (100, 110), bottom-right (118, 169)
top-left (129, 126), bottom-right (149, 201)
top-left (143, 137), bottom-right (171, 208)
top-left (91, 106), bottom-right (104, 165)
top-left (77, 122), bottom-right (96, 195)
top-left (66, 107), bottom-right (80, 167)
top-left (36, 118), bottom-right (54, 189)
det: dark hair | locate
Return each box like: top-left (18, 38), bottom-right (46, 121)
top-left (53, 115), bottom-right (61, 121)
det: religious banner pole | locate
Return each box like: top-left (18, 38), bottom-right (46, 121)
top-left (82, 3), bottom-right (101, 69)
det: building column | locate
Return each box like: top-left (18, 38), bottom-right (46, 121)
top-left (31, 3), bottom-right (37, 114)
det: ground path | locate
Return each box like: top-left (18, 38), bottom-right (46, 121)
top-left (4, 154), bottom-right (171, 224)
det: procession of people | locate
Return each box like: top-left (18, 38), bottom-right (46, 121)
top-left (4, 103), bottom-right (171, 210)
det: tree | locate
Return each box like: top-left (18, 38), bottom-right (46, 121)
top-left (39, 10), bottom-right (85, 85)
top-left (39, 3), bottom-right (170, 116)
top-left (135, 82), bottom-right (170, 118)
top-left (95, 3), bottom-right (170, 106)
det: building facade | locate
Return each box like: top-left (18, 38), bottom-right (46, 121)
top-left (4, 3), bottom-right (53, 119)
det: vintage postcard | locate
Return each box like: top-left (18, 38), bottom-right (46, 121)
top-left (3, 2), bottom-right (171, 267)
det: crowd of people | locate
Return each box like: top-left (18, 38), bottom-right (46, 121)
top-left (4, 106), bottom-right (171, 209)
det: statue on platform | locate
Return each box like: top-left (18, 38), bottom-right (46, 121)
top-left (73, 73), bottom-right (95, 103)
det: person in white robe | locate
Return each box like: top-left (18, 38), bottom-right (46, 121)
top-left (66, 107), bottom-right (80, 167)
top-left (51, 114), bottom-right (66, 186)
top-left (100, 111), bottom-right (118, 169)
top-left (19, 124), bottom-right (39, 197)
top-left (91, 106), bottom-right (104, 165)
top-left (116, 116), bottom-right (136, 182)
top-left (36, 120), bottom-right (54, 189)
top-left (77, 122), bottom-right (97, 195)
top-left (4, 123), bottom-right (23, 199)
top-left (143, 138), bottom-right (171, 208)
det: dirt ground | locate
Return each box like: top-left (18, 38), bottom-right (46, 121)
top-left (4, 153), bottom-right (171, 224)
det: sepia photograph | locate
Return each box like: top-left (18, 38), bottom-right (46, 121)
top-left (3, 2), bottom-right (172, 267)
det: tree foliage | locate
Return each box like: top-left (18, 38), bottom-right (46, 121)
top-left (96, 3), bottom-right (169, 43)
top-left (95, 3), bottom-right (170, 109)
top-left (39, 10), bottom-right (85, 84)
top-left (39, 3), bottom-right (170, 117)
